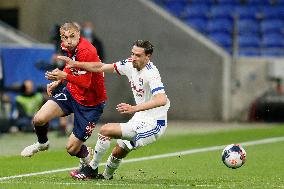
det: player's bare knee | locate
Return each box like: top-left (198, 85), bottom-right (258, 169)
top-left (66, 144), bottom-right (77, 156)
top-left (32, 114), bottom-right (47, 126)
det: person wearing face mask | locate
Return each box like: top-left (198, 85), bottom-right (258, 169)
top-left (82, 21), bottom-right (105, 62)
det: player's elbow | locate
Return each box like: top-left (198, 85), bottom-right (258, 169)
top-left (155, 94), bottom-right (167, 106)
top-left (90, 62), bottom-right (103, 72)
top-left (159, 96), bottom-right (167, 106)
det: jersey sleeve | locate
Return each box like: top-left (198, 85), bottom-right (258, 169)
top-left (147, 70), bottom-right (166, 95)
top-left (113, 58), bottom-right (132, 77)
top-left (64, 48), bottom-right (97, 88)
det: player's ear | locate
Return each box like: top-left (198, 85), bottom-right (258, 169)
top-left (147, 54), bottom-right (151, 59)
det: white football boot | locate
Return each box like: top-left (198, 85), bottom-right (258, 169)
top-left (21, 141), bottom-right (50, 157)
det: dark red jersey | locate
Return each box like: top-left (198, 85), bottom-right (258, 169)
top-left (61, 37), bottom-right (107, 106)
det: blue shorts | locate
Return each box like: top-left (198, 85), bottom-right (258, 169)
top-left (51, 88), bottom-right (105, 142)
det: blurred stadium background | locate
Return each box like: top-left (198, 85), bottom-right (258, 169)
top-left (0, 0), bottom-right (284, 127)
top-left (1, 1), bottom-right (284, 188)
top-left (0, 0), bottom-right (284, 125)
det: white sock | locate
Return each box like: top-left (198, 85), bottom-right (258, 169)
top-left (103, 154), bottom-right (122, 179)
top-left (89, 134), bottom-right (111, 170)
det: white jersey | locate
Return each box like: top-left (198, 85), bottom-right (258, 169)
top-left (113, 58), bottom-right (170, 121)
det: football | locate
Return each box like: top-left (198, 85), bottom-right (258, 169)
top-left (221, 144), bottom-right (246, 169)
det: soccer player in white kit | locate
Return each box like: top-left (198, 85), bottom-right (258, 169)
top-left (54, 40), bottom-right (170, 180)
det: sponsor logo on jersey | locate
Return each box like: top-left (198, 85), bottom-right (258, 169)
top-left (130, 81), bottom-right (144, 97)
top-left (70, 68), bottom-right (87, 75)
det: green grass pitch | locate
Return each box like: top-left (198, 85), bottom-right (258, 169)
top-left (0, 122), bottom-right (284, 189)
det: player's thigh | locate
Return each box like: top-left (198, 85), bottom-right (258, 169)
top-left (117, 120), bottom-right (167, 151)
top-left (100, 123), bottom-right (122, 138)
top-left (34, 100), bottom-right (65, 123)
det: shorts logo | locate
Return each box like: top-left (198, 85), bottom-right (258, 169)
top-left (53, 93), bottom-right (67, 100)
top-left (84, 122), bottom-right (96, 140)
top-left (157, 120), bottom-right (165, 126)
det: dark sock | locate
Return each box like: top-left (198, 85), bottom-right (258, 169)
top-left (76, 145), bottom-right (88, 158)
top-left (34, 123), bottom-right (49, 144)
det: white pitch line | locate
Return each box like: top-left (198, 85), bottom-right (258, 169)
top-left (0, 136), bottom-right (284, 181)
top-left (0, 180), bottom-right (195, 187)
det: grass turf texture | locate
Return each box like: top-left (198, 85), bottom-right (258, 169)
top-left (0, 122), bottom-right (284, 188)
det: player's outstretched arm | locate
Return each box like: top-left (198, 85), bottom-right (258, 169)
top-left (116, 93), bottom-right (167, 114)
top-left (57, 56), bottom-right (114, 73)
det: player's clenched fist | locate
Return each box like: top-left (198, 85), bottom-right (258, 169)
top-left (57, 56), bottom-right (75, 68)
top-left (47, 81), bottom-right (60, 97)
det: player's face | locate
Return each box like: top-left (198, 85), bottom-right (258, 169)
top-left (131, 45), bottom-right (150, 71)
top-left (60, 29), bottom-right (80, 52)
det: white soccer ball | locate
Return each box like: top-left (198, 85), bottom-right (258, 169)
top-left (221, 144), bottom-right (246, 169)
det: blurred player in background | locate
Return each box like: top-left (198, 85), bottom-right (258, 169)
top-left (52, 40), bottom-right (170, 180)
top-left (13, 80), bottom-right (44, 132)
top-left (21, 22), bottom-right (107, 170)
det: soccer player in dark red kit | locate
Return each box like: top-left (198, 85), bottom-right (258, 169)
top-left (21, 22), bottom-right (107, 170)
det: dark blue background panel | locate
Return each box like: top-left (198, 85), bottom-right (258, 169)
top-left (1, 47), bottom-right (55, 88)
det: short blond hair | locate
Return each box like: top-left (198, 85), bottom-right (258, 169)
top-left (60, 22), bottom-right (80, 34)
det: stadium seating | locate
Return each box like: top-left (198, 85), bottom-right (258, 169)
top-left (238, 34), bottom-right (261, 48)
top-left (217, 0), bottom-right (241, 6)
top-left (234, 6), bottom-right (260, 20)
top-left (164, 1), bottom-right (186, 17)
top-left (208, 32), bottom-right (232, 49)
top-left (238, 19), bottom-right (260, 35)
top-left (207, 18), bottom-right (233, 34)
top-left (182, 4), bottom-right (210, 20)
top-left (262, 33), bottom-right (284, 48)
top-left (261, 19), bottom-right (284, 34)
top-left (261, 6), bottom-right (284, 19)
top-left (153, 0), bottom-right (284, 56)
top-left (210, 5), bottom-right (235, 19)
top-left (246, 0), bottom-right (272, 6)
top-left (190, 0), bottom-right (216, 5)
top-left (185, 18), bottom-right (208, 34)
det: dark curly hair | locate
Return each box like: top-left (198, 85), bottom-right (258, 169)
top-left (133, 40), bottom-right (154, 55)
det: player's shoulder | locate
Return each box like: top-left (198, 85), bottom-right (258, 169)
top-left (143, 62), bottom-right (161, 78)
top-left (116, 57), bottom-right (133, 65)
top-left (144, 62), bottom-right (159, 74)
top-left (77, 37), bottom-right (97, 53)
top-left (144, 62), bottom-right (157, 71)
top-left (76, 38), bottom-right (100, 61)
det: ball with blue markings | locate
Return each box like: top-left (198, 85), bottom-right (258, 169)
top-left (222, 144), bottom-right (246, 169)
